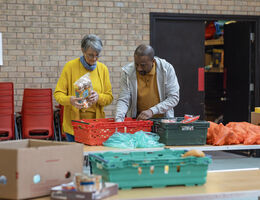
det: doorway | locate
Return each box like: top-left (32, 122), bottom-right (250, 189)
top-left (150, 13), bottom-right (260, 124)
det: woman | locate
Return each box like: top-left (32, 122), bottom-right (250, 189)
top-left (54, 34), bottom-right (113, 142)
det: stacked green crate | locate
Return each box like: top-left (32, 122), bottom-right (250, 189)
top-left (152, 118), bottom-right (210, 146)
top-left (89, 149), bottom-right (211, 189)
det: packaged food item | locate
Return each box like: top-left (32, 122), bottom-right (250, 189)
top-left (181, 115), bottom-right (200, 124)
top-left (74, 73), bottom-right (93, 109)
top-left (161, 118), bottom-right (177, 123)
top-left (74, 173), bottom-right (102, 193)
top-left (182, 149), bottom-right (205, 158)
top-left (61, 183), bottom-right (76, 191)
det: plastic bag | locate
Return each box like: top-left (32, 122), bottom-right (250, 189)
top-left (74, 73), bottom-right (93, 109)
top-left (103, 130), bottom-right (164, 149)
top-left (103, 132), bottom-right (137, 148)
top-left (135, 131), bottom-right (164, 148)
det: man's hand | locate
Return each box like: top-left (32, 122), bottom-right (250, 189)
top-left (137, 109), bottom-right (153, 120)
top-left (87, 90), bottom-right (99, 104)
top-left (70, 96), bottom-right (84, 109)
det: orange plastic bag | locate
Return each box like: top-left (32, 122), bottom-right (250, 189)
top-left (207, 121), bottom-right (260, 146)
top-left (207, 121), bottom-right (219, 145)
top-left (213, 124), bottom-right (239, 146)
top-left (226, 122), bottom-right (249, 143)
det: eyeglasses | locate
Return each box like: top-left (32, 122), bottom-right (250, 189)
top-left (85, 53), bottom-right (100, 59)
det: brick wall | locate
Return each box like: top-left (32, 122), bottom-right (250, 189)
top-left (0, 0), bottom-right (259, 117)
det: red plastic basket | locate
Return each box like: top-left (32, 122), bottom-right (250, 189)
top-left (72, 118), bottom-right (153, 145)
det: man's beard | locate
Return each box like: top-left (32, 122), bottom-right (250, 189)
top-left (138, 71), bottom-right (147, 76)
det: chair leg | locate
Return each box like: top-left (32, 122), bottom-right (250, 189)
top-left (54, 110), bottom-right (62, 141)
top-left (16, 116), bottom-right (22, 139)
top-left (14, 116), bottom-right (19, 140)
top-left (57, 115), bottom-right (62, 141)
top-left (53, 120), bottom-right (58, 141)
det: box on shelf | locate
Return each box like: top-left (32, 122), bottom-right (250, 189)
top-left (251, 112), bottom-right (260, 125)
top-left (72, 118), bottom-right (153, 146)
top-left (51, 182), bottom-right (118, 200)
top-left (205, 53), bottom-right (212, 66)
top-left (212, 49), bottom-right (224, 68)
top-left (0, 139), bottom-right (84, 200)
top-left (151, 118), bottom-right (210, 146)
top-left (89, 149), bottom-right (211, 189)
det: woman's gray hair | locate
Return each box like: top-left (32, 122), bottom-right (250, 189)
top-left (81, 34), bottom-right (103, 54)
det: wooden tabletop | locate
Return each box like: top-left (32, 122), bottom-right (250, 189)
top-left (34, 169), bottom-right (260, 200)
top-left (83, 144), bottom-right (260, 155)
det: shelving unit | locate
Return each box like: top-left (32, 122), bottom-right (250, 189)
top-left (204, 35), bottom-right (225, 122)
top-left (205, 68), bottom-right (224, 73)
top-left (205, 37), bottom-right (224, 46)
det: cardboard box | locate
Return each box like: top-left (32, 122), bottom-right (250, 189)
top-left (251, 112), bottom-right (260, 125)
top-left (0, 139), bottom-right (84, 200)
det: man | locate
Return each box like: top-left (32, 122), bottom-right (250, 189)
top-left (115, 44), bottom-right (179, 122)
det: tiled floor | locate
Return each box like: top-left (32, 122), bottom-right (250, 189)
top-left (207, 150), bottom-right (260, 171)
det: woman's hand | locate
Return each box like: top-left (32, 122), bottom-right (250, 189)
top-left (87, 90), bottom-right (99, 104)
top-left (70, 96), bottom-right (84, 109)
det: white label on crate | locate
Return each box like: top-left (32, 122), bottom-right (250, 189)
top-left (181, 126), bottom-right (194, 131)
top-left (97, 163), bottom-right (103, 169)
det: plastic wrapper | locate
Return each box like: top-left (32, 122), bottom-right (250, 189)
top-left (74, 73), bottom-right (93, 109)
top-left (181, 114), bottom-right (200, 123)
top-left (103, 130), bottom-right (164, 149)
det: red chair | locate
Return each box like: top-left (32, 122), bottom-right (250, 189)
top-left (20, 88), bottom-right (57, 140)
top-left (0, 82), bottom-right (19, 140)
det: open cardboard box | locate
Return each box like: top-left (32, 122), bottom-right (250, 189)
top-left (0, 139), bottom-right (84, 200)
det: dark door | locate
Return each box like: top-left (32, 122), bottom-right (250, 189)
top-left (151, 18), bottom-right (205, 118)
top-left (223, 22), bottom-right (253, 123)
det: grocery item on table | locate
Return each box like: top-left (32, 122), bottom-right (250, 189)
top-left (74, 73), bottom-right (93, 109)
top-left (161, 118), bottom-right (177, 123)
top-left (74, 173), bottom-right (102, 193)
top-left (181, 115), bottom-right (200, 124)
top-left (182, 149), bottom-right (205, 158)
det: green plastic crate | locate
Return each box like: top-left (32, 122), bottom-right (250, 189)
top-left (151, 118), bottom-right (210, 146)
top-left (89, 149), bottom-right (211, 189)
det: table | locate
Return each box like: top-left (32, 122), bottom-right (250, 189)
top-left (34, 169), bottom-right (260, 200)
top-left (83, 144), bottom-right (260, 155)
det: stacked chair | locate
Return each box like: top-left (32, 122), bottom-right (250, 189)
top-left (19, 88), bottom-right (57, 140)
top-left (0, 82), bottom-right (19, 140)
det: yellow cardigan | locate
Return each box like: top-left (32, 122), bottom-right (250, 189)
top-left (54, 58), bottom-right (113, 135)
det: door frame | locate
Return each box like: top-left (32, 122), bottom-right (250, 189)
top-left (150, 13), bottom-right (260, 117)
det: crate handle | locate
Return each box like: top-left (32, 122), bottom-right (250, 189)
top-left (71, 120), bottom-right (89, 125)
top-left (89, 154), bottom-right (108, 163)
